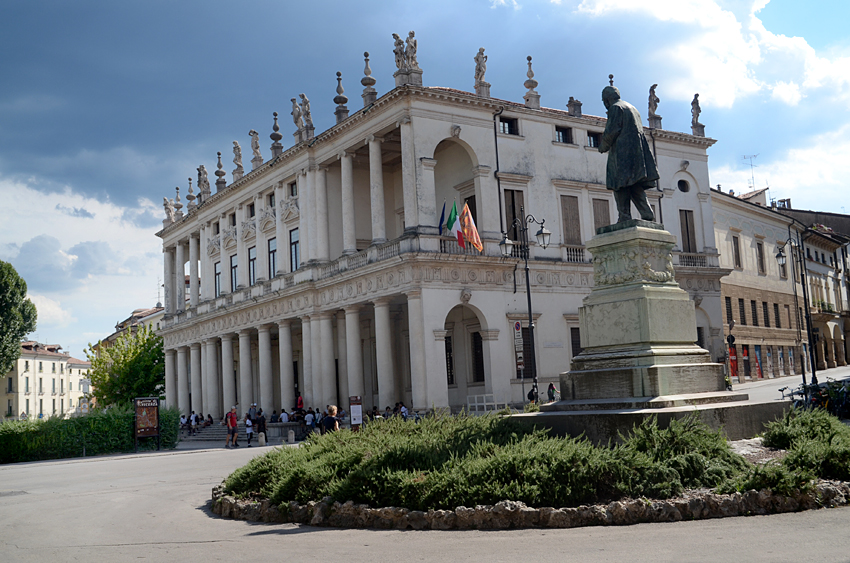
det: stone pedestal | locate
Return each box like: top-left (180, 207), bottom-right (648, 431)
top-left (304, 125), bottom-right (315, 140)
top-left (394, 69), bottom-right (423, 87)
top-left (475, 81), bottom-right (491, 98)
top-left (648, 115), bottom-right (663, 129)
top-left (692, 124), bottom-right (705, 137)
top-left (251, 156), bottom-right (263, 171)
top-left (523, 91), bottom-right (540, 109)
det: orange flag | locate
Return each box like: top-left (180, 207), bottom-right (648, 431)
top-left (459, 203), bottom-right (483, 252)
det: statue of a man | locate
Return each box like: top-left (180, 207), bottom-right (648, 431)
top-left (249, 129), bottom-right (261, 158)
top-left (197, 165), bottom-right (209, 193)
top-left (392, 33), bottom-right (406, 70)
top-left (648, 84), bottom-right (660, 117)
top-left (691, 93), bottom-right (702, 127)
top-left (406, 31), bottom-right (419, 70)
top-left (233, 141), bottom-right (244, 172)
top-left (299, 94), bottom-right (313, 128)
top-left (163, 197), bottom-right (175, 222)
top-left (474, 48), bottom-right (487, 83)
top-left (598, 85), bottom-right (659, 224)
top-left (291, 97), bottom-right (304, 129)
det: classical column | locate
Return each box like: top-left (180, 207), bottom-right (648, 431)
top-left (373, 298), bottom-right (395, 409)
top-left (319, 313), bottom-right (337, 407)
top-left (301, 316), bottom-right (313, 407)
top-left (340, 151), bottom-right (357, 254)
top-left (399, 116), bottom-right (418, 231)
top-left (336, 310), bottom-right (349, 407)
top-left (190, 343), bottom-right (202, 413)
top-left (189, 234), bottom-right (199, 307)
top-left (278, 320), bottom-right (295, 411)
top-left (368, 135), bottom-right (386, 243)
top-left (205, 338), bottom-right (221, 419)
top-left (221, 334), bottom-right (236, 413)
top-left (297, 171), bottom-right (311, 266)
top-left (344, 305), bottom-right (364, 399)
top-left (255, 195), bottom-right (269, 283)
top-left (200, 342), bottom-right (208, 413)
top-left (175, 241), bottom-right (185, 312)
top-left (305, 167), bottom-right (317, 263)
top-left (164, 348), bottom-right (176, 409)
top-left (163, 248), bottom-right (174, 315)
top-left (257, 324), bottom-right (274, 412)
top-left (311, 314), bottom-right (324, 407)
top-left (419, 157), bottom-right (438, 232)
top-left (237, 329), bottom-right (253, 416)
top-left (236, 205), bottom-right (248, 288)
top-left (315, 165), bottom-right (330, 261)
top-left (199, 225), bottom-right (208, 301)
top-left (274, 182), bottom-right (286, 275)
top-left (177, 346), bottom-right (190, 414)
top-left (406, 291), bottom-right (427, 411)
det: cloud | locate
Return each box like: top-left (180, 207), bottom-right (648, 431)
top-left (55, 204), bottom-right (95, 218)
top-left (27, 294), bottom-right (74, 328)
top-left (491, 0), bottom-right (521, 9)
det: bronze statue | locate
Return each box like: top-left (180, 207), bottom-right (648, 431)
top-left (599, 85), bottom-right (659, 223)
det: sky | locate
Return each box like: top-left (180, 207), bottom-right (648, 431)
top-left (2, 0), bottom-right (849, 358)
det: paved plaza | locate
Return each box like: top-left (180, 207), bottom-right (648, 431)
top-left (1, 370), bottom-right (850, 562)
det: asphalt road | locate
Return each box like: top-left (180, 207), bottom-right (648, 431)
top-left (2, 440), bottom-right (850, 563)
top-left (735, 363), bottom-right (850, 404)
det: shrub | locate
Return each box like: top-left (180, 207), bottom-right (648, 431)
top-left (763, 407), bottom-right (850, 481)
top-left (0, 405), bottom-right (179, 464)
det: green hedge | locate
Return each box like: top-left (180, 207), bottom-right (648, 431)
top-left (0, 405), bottom-right (180, 464)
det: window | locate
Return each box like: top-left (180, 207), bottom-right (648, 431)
top-left (213, 222), bottom-right (220, 235)
top-left (52, 363), bottom-right (55, 373)
top-left (504, 189), bottom-right (525, 242)
top-left (289, 181), bottom-right (298, 197)
top-left (25, 377), bottom-right (29, 393)
top-left (570, 327), bottom-right (583, 358)
top-left (471, 332), bottom-right (485, 383)
top-left (230, 254), bottom-right (238, 291)
top-left (6, 377), bottom-right (12, 393)
top-left (60, 364), bottom-right (63, 374)
top-left (725, 297), bottom-right (733, 323)
top-left (680, 210), bottom-right (697, 253)
top-left (289, 228), bottom-right (300, 272)
top-left (445, 336), bottom-right (455, 386)
top-left (738, 298), bottom-right (747, 325)
top-left (592, 199), bottom-right (610, 233)
top-left (696, 327), bottom-right (705, 348)
top-left (677, 179), bottom-right (690, 192)
top-left (39, 362), bottom-right (43, 373)
top-left (229, 213), bottom-right (236, 227)
top-left (464, 195), bottom-right (478, 226)
top-left (751, 300), bottom-right (759, 327)
top-left (560, 195), bottom-right (582, 246)
top-left (806, 247), bottom-right (811, 260)
top-left (268, 238), bottom-right (277, 276)
top-left (786, 305), bottom-right (792, 329)
top-left (52, 399), bottom-right (55, 414)
top-left (52, 379), bottom-right (55, 393)
top-left (268, 193), bottom-right (275, 208)
top-left (39, 378), bottom-right (43, 393)
top-left (587, 132), bottom-right (602, 148)
top-left (60, 399), bottom-right (63, 413)
top-left (25, 399), bottom-right (29, 414)
top-left (69, 380), bottom-right (73, 392)
top-left (248, 246), bottom-right (257, 286)
top-left (214, 262), bottom-right (221, 297)
top-left (762, 302), bottom-right (770, 328)
top-left (61, 379), bottom-right (64, 393)
top-left (732, 236), bottom-right (742, 268)
top-left (555, 126), bottom-right (573, 144)
top-left (24, 361), bottom-right (28, 371)
top-left (756, 241), bottom-right (766, 274)
top-left (499, 116), bottom-right (519, 135)
top-left (774, 303), bottom-right (782, 329)
top-left (248, 203), bottom-right (255, 218)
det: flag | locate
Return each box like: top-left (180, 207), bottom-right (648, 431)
top-left (459, 202), bottom-right (483, 252)
top-left (447, 201), bottom-right (464, 248)
top-left (438, 201), bottom-right (446, 235)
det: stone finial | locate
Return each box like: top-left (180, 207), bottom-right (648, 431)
top-left (334, 71), bottom-right (349, 124)
top-left (361, 51), bottom-right (377, 106)
top-left (232, 141), bottom-right (244, 182)
top-left (174, 187), bottom-right (183, 217)
top-left (691, 93), bottom-right (704, 136)
top-left (215, 151), bottom-right (227, 192)
top-left (567, 96), bottom-right (582, 117)
top-left (609, 74), bottom-right (614, 86)
top-left (186, 177), bottom-right (196, 210)
top-left (270, 112), bottom-right (283, 158)
top-left (523, 56), bottom-right (540, 109)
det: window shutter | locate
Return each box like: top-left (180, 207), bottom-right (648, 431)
top-left (592, 199), bottom-right (610, 233)
top-left (561, 195), bottom-right (582, 245)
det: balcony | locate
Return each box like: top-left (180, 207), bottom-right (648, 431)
top-left (673, 252), bottom-right (720, 268)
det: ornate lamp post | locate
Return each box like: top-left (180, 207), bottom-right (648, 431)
top-left (499, 206), bottom-right (551, 403)
top-left (776, 241), bottom-right (818, 385)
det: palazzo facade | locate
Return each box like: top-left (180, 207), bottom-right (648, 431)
top-left (157, 46), bottom-right (724, 418)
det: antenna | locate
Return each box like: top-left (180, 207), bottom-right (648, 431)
top-left (156, 276), bottom-right (162, 308)
top-left (742, 154), bottom-right (758, 189)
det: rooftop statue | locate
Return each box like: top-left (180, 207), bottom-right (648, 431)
top-left (299, 94), bottom-right (313, 128)
top-left (406, 31), bottom-right (419, 70)
top-left (233, 141), bottom-right (244, 173)
top-left (691, 93), bottom-right (702, 127)
top-left (648, 84), bottom-right (660, 117)
top-left (163, 197), bottom-right (175, 222)
top-left (474, 48), bottom-right (487, 83)
top-left (248, 129), bottom-right (261, 158)
top-left (392, 33), bottom-right (406, 70)
top-left (291, 97), bottom-right (304, 129)
top-left (598, 85), bottom-right (659, 224)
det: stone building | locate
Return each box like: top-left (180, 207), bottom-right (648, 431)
top-left (3, 342), bottom-right (90, 420)
top-left (157, 39), bottom-right (725, 418)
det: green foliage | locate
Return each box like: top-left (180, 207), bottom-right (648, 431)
top-left (86, 324), bottom-right (164, 406)
top-left (763, 407), bottom-right (850, 481)
top-left (224, 413), bottom-right (758, 511)
top-left (0, 405), bottom-right (179, 464)
top-left (718, 462), bottom-right (815, 497)
top-left (0, 260), bottom-right (38, 375)
top-left (523, 401), bottom-right (540, 413)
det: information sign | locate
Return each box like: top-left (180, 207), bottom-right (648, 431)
top-left (349, 396), bottom-right (363, 430)
top-left (134, 397), bottom-right (160, 452)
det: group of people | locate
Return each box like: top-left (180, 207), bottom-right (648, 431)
top-left (223, 399), bottom-right (344, 449)
top-left (180, 411), bottom-right (213, 436)
top-left (367, 401), bottom-right (411, 421)
top-left (224, 402), bottom-right (268, 448)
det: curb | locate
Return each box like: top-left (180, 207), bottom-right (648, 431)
top-left (209, 480), bottom-right (850, 530)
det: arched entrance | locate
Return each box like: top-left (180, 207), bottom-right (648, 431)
top-left (443, 304), bottom-right (492, 410)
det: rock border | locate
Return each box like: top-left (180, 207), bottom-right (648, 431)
top-left (210, 480), bottom-right (850, 530)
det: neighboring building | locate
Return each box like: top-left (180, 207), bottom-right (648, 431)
top-left (157, 40), bottom-right (725, 418)
top-left (4, 342), bottom-right (90, 420)
top-left (92, 305), bottom-right (165, 354)
top-left (711, 188), bottom-right (808, 382)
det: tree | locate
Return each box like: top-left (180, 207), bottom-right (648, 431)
top-left (86, 324), bottom-right (164, 406)
top-left (0, 260), bottom-right (37, 375)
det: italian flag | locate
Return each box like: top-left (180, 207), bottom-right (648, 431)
top-left (446, 201), bottom-right (464, 248)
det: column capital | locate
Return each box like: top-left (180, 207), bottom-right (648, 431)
top-left (372, 296), bottom-right (393, 307)
top-left (343, 304), bottom-right (362, 314)
top-left (433, 329), bottom-right (448, 341)
top-left (190, 231), bottom-right (200, 240)
top-left (472, 164), bottom-right (492, 178)
top-left (300, 314), bottom-right (312, 322)
top-left (237, 328), bottom-right (253, 337)
top-left (219, 333), bottom-right (233, 342)
top-left (257, 323), bottom-right (274, 333)
top-left (204, 337), bottom-right (218, 345)
top-left (165, 348), bottom-right (176, 357)
top-left (405, 289), bottom-right (422, 299)
top-left (420, 157), bottom-right (438, 171)
top-left (190, 342), bottom-right (202, 350)
top-left (366, 134), bottom-right (383, 144)
top-left (337, 149), bottom-right (356, 160)
top-left (277, 319), bottom-right (292, 329)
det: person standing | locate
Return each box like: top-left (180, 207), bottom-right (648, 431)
top-left (244, 413), bottom-right (254, 447)
top-left (399, 402), bottom-right (409, 421)
top-left (322, 405), bottom-right (340, 433)
top-left (225, 406), bottom-right (238, 449)
top-left (279, 409), bottom-right (289, 423)
top-left (257, 409), bottom-right (267, 444)
top-left (248, 403), bottom-right (257, 425)
top-left (547, 383), bottom-right (557, 403)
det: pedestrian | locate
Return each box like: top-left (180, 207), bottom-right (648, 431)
top-left (279, 408), bottom-right (289, 423)
top-left (384, 406), bottom-right (392, 419)
top-left (399, 402), bottom-right (409, 421)
top-left (190, 411), bottom-right (198, 435)
top-left (304, 408), bottom-right (315, 431)
top-left (180, 414), bottom-right (187, 436)
top-left (270, 410), bottom-right (278, 423)
top-left (257, 409), bottom-right (267, 443)
top-left (248, 403), bottom-right (257, 425)
top-left (245, 413), bottom-right (254, 446)
top-left (296, 392), bottom-right (304, 411)
top-left (547, 383), bottom-right (557, 403)
top-left (224, 406), bottom-right (238, 448)
top-left (322, 405), bottom-right (340, 433)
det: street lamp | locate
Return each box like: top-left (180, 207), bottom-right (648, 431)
top-left (500, 205), bottom-right (551, 403)
top-left (775, 241), bottom-right (818, 386)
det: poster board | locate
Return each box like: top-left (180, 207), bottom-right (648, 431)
top-left (134, 397), bottom-right (161, 452)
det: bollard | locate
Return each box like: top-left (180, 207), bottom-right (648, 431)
top-left (287, 429), bottom-right (295, 444)
top-left (258, 432), bottom-right (266, 447)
